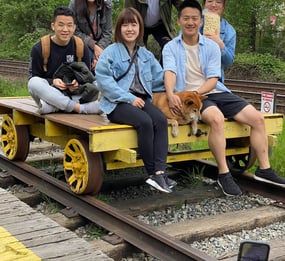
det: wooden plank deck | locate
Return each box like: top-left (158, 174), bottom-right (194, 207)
top-left (0, 97), bottom-right (131, 131)
top-left (0, 188), bottom-right (114, 260)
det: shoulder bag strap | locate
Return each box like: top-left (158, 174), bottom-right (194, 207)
top-left (114, 46), bottom-right (139, 82)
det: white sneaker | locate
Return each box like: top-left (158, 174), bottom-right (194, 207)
top-left (38, 100), bottom-right (59, 114)
top-left (79, 100), bottom-right (102, 114)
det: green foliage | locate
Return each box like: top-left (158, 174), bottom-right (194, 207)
top-left (0, 0), bottom-right (68, 60)
top-left (0, 77), bottom-right (29, 97)
top-left (224, 0), bottom-right (285, 55)
top-left (225, 53), bottom-right (285, 82)
top-left (270, 122), bottom-right (285, 176)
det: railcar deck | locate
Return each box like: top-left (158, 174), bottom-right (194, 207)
top-left (0, 97), bottom-right (283, 194)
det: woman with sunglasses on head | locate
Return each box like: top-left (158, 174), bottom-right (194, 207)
top-left (69, 0), bottom-right (112, 71)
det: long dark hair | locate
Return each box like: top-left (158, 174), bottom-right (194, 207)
top-left (74, 0), bottom-right (104, 17)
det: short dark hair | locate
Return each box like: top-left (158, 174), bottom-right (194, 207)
top-left (114, 7), bottom-right (144, 43)
top-left (53, 6), bottom-right (75, 22)
top-left (178, 0), bottom-right (203, 18)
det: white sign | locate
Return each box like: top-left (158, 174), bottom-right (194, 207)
top-left (261, 91), bottom-right (275, 113)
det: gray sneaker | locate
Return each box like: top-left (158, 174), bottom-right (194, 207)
top-left (217, 172), bottom-right (242, 196)
top-left (146, 174), bottom-right (172, 193)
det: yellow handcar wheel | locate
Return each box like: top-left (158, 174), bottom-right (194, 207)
top-left (1, 115), bottom-right (30, 161)
top-left (64, 138), bottom-right (103, 194)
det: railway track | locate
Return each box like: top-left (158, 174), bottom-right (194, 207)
top-left (1, 147), bottom-right (285, 260)
top-left (0, 154), bottom-right (216, 261)
top-left (1, 59), bottom-right (285, 114)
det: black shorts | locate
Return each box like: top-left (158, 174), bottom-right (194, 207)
top-left (201, 92), bottom-right (250, 119)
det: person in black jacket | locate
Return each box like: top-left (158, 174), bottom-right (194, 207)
top-left (28, 6), bottom-right (101, 114)
top-left (69, 0), bottom-right (112, 71)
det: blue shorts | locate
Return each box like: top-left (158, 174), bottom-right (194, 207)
top-left (201, 92), bottom-right (250, 119)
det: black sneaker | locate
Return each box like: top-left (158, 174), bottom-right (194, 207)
top-left (255, 167), bottom-right (285, 187)
top-left (146, 174), bottom-right (172, 193)
top-left (217, 172), bottom-right (242, 196)
top-left (163, 174), bottom-right (177, 189)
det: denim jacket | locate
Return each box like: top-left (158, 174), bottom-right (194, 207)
top-left (162, 33), bottom-right (231, 93)
top-left (95, 43), bottom-right (165, 114)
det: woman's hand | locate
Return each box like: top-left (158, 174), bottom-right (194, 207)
top-left (132, 97), bottom-right (145, 109)
top-left (204, 29), bottom-right (224, 49)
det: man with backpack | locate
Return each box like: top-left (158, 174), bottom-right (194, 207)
top-left (28, 6), bottom-right (101, 114)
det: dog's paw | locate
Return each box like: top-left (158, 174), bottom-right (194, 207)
top-left (190, 121), bottom-right (198, 136)
top-left (191, 127), bottom-right (198, 135)
top-left (171, 126), bottom-right (179, 137)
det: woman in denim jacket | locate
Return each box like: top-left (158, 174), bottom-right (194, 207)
top-left (200, 0), bottom-right (235, 83)
top-left (95, 7), bottom-right (177, 193)
top-left (69, 0), bottom-right (112, 70)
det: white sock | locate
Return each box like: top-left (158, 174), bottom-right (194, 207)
top-left (79, 100), bottom-right (102, 114)
top-left (39, 100), bottom-right (58, 114)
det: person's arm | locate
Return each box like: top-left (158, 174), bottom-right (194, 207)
top-left (29, 42), bottom-right (55, 85)
top-left (162, 41), bottom-right (183, 114)
top-left (96, 3), bottom-right (112, 51)
top-left (220, 22), bottom-right (236, 67)
top-left (95, 46), bottom-right (136, 104)
top-left (199, 38), bottom-right (222, 93)
top-left (196, 77), bottom-right (219, 95)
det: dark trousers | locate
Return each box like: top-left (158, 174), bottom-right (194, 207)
top-left (107, 100), bottom-right (168, 176)
top-left (143, 22), bottom-right (172, 66)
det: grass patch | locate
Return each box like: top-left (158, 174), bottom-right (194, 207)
top-left (0, 77), bottom-right (29, 97)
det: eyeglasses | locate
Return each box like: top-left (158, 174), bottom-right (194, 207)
top-left (205, 0), bottom-right (224, 5)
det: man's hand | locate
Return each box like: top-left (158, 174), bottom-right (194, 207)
top-left (52, 78), bottom-right (78, 91)
top-left (67, 80), bottom-right (79, 92)
top-left (168, 93), bottom-right (182, 115)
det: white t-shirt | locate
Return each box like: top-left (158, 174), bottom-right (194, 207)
top-left (144, 0), bottom-right (161, 27)
top-left (183, 41), bottom-right (220, 94)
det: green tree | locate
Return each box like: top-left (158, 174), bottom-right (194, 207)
top-left (224, 0), bottom-right (285, 55)
top-left (0, 0), bottom-right (68, 59)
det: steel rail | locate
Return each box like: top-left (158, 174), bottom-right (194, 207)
top-left (0, 154), bottom-right (217, 261)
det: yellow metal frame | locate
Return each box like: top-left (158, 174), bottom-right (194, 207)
top-left (0, 100), bottom-right (283, 171)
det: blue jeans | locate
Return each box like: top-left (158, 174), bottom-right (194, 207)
top-left (28, 76), bottom-right (78, 112)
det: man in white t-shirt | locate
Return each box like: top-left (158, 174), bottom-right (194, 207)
top-left (163, 0), bottom-right (285, 196)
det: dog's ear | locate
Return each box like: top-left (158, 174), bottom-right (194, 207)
top-left (185, 99), bottom-right (194, 106)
